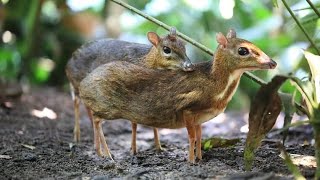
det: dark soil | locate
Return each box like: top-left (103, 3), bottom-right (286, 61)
top-left (0, 88), bottom-right (316, 179)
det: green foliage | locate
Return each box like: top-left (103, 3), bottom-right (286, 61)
top-left (1, 0), bottom-right (84, 85)
top-left (202, 137), bottom-right (240, 151)
top-left (0, 46), bottom-right (21, 80)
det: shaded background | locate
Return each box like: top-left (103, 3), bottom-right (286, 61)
top-left (0, 0), bottom-right (319, 110)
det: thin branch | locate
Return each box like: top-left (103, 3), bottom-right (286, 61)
top-left (294, 102), bottom-right (311, 118)
top-left (276, 119), bottom-right (311, 133)
top-left (290, 77), bottom-right (314, 115)
top-left (110, 0), bottom-right (213, 55)
top-left (281, 0), bottom-right (320, 55)
top-left (110, 0), bottom-right (266, 86)
top-left (293, 6), bottom-right (320, 12)
top-left (306, 0), bottom-right (320, 18)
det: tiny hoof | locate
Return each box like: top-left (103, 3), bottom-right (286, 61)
top-left (131, 149), bottom-right (137, 155)
top-left (155, 146), bottom-right (164, 153)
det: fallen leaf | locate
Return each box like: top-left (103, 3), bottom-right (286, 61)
top-left (21, 144), bottom-right (36, 150)
top-left (279, 153), bottom-right (316, 168)
top-left (244, 75), bottom-right (287, 171)
top-left (202, 137), bottom-right (240, 151)
top-left (0, 155), bottom-right (12, 159)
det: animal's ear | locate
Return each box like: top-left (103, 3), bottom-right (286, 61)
top-left (216, 32), bottom-right (228, 48)
top-left (147, 32), bottom-right (160, 46)
top-left (226, 29), bottom-right (236, 39)
top-left (169, 27), bottom-right (177, 41)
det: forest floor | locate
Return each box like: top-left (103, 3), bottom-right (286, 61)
top-left (0, 88), bottom-right (316, 179)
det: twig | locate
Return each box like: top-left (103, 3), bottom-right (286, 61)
top-left (281, 0), bottom-right (320, 55)
top-left (306, 0), bottom-right (320, 18)
top-left (276, 119), bottom-right (312, 133)
top-left (110, 0), bottom-right (213, 55)
top-left (293, 6), bottom-right (320, 12)
top-left (110, 0), bottom-right (266, 86)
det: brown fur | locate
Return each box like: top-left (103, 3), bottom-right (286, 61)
top-left (66, 31), bottom-right (190, 95)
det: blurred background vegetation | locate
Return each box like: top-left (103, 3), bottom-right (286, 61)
top-left (0, 0), bottom-right (319, 110)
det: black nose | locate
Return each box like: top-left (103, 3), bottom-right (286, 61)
top-left (182, 61), bottom-right (194, 71)
top-left (269, 59), bottom-right (277, 69)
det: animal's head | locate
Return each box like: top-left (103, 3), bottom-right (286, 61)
top-left (147, 27), bottom-right (193, 71)
top-left (215, 29), bottom-right (277, 72)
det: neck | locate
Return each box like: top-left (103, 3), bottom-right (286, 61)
top-left (144, 47), bottom-right (162, 68)
top-left (209, 52), bottom-right (244, 109)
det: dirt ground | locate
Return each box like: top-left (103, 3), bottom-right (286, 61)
top-left (0, 88), bottom-right (316, 179)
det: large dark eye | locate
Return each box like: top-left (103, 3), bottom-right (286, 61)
top-left (163, 46), bottom-right (171, 54)
top-left (238, 47), bottom-right (249, 56)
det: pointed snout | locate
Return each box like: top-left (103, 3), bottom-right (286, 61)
top-left (268, 59), bottom-right (277, 69)
top-left (182, 56), bottom-right (194, 72)
top-left (258, 56), bottom-right (277, 69)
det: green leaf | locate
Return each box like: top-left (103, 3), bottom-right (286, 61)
top-left (203, 140), bottom-right (212, 150)
top-left (201, 137), bottom-right (240, 151)
top-left (279, 93), bottom-right (295, 144)
top-left (304, 51), bottom-right (320, 104)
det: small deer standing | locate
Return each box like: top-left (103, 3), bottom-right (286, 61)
top-left (65, 28), bottom-right (193, 154)
top-left (80, 29), bottom-right (277, 162)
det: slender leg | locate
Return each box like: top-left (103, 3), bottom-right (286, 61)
top-left (93, 117), bottom-right (102, 156)
top-left (153, 128), bottom-right (162, 151)
top-left (195, 124), bottom-right (202, 160)
top-left (184, 114), bottom-right (196, 163)
top-left (97, 120), bottom-right (114, 160)
top-left (73, 95), bottom-right (80, 143)
top-left (85, 106), bottom-right (96, 149)
top-left (131, 122), bottom-right (137, 155)
top-left (85, 106), bottom-right (94, 127)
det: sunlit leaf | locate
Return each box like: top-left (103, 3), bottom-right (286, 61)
top-left (279, 93), bottom-right (295, 144)
top-left (244, 75), bottom-right (287, 171)
top-left (201, 137), bottom-right (240, 151)
top-left (304, 51), bottom-right (320, 104)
